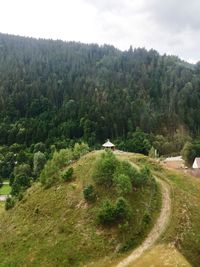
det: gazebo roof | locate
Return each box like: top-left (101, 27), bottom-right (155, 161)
top-left (102, 139), bottom-right (115, 147)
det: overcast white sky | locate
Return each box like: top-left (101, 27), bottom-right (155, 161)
top-left (0, 0), bottom-right (199, 63)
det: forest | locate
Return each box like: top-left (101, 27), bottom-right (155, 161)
top-left (0, 32), bottom-right (200, 192)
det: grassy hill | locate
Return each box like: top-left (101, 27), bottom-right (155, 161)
top-left (107, 154), bottom-right (200, 267)
top-left (1, 150), bottom-right (200, 267)
top-left (0, 151), bottom-right (161, 267)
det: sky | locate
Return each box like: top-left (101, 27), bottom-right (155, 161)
top-left (0, 0), bottom-right (199, 63)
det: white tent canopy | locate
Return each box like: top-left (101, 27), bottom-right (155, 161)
top-left (102, 139), bottom-right (115, 148)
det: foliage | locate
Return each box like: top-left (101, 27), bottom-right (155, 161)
top-left (5, 197), bottom-right (15, 210)
top-left (40, 143), bottom-right (88, 188)
top-left (33, 151), bottom-right (46, 177)
top-left (181, 141), bottom-right (200, 166)
top-left (11, 174), bottom-right (31, 196)
top-left (83, 184), bottom-right (96, 202)
top-left (117, 160), bottom-right (140, 185)
top-left (97, 197), bottom-right (131, 225)
top-left (115, 197), bottom-right (131, 220)
top-left (92, 151), bottom-right (119, 187)
top-left (61, 167), bottom-right (74, 182)
top-left (125, 129), bottom-right (151, 155)
top-left (137, 166), bottom-right (152, 187)
top-left (0, 33), bottom-right (199, 154)
top-left (14, 163), bottom-right (31, 178)
top-left (113, 174), bottom-right (132, 195)
top-left (148, 146), bottom-right (157, 158)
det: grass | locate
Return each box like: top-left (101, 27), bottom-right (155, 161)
top-left (0, 151), bottom-right (161, 267)
top-left (96, 153), bottom-right (200, 267)
top-left (155, 169), bottom-right (200, 267)
top-left (0, 202), bottom-right (4, 215)
top-left (129, 244), bottom-right (191, 267)
top-left (1, 151), bottom-right (200, 266)
top-left (0, 184), bottom-right (11, 195)
top-left (120, 154), bottom-right (200, 267)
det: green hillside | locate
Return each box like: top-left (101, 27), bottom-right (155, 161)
top-left (109, 154), bottom-right (200, 267)
top-left (0, 151), bottom-right (161, 267)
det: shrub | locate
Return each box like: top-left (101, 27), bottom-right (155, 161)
top-left (97, 200), bottom-right (116, 225)
top-left (61, 167), bottom-right (74, 182)
top-left (40, 148), bottom-right (73, 188)
top-left (97, 197), bottom-right (131, 225)
top-left (33, 151), bottom-right (46, 177)
top-left (113, 174), bottom-right (132, 195)
top-left (92, 151), bottom-right (119, 187)
top-left (133, 166), bottom-right (152, 187)
top-left (5, 197), bottom-right (15, 210)
top-left (40, 160), bottom-right (59, 188)
top-left (83, 185), bottom-right (95, 202)
top-left (117, 160), bottom-right (140, 188)
top-left (140, 166), bottom-right (152, 185)
top-left (119, 160), bottom-right (138, 179)
top-left (143, 212), bottom-right (152, 224)
top-left (73, 142), bottom-right (89, 160)
top-left (11, 174), bottom-right (31, 196)
top-left (115, 197), bottom-right (131, 221)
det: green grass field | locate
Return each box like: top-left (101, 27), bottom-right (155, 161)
top-left (0, 184), bottom-right (11, 195)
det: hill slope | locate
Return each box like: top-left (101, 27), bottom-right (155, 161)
top-left (106, 154), bottom-right (200, 267)
top-left (0, 151), bottom-right (161, 267)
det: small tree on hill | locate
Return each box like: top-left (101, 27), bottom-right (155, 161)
top-left (33, 151), bottom-right (46, 177)
top-left (92, 151), bottom-right (119, 187)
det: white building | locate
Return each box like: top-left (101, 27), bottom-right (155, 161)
top-left (192, 157), bottom-right (200, 169)
top-left (102, 139), bottom-right (115, 150)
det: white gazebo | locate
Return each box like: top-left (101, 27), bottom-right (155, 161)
top-left (102, 139), bottom-right (115, 150)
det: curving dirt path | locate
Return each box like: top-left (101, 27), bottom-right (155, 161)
top-left (116, 177), bottom-right (171, 267)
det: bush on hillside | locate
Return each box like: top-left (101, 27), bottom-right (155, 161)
top-left (116, 160), bottom-right (140, 187)
top-left (115, 197), bottom-right (131, 221)
top-left (73, 142), bottom-right (89, 160)
top-left (133, 166), bottom-right (152, 187)
top-left (5, 197), bottom-right (15, 210)
top-left (11, 174), bottom-right (32, 196)
top-left (40, 148), bottom-right (73, 188)
top-left (97, 197), bottom-right (131, 225)
top-left (113, 174), bottom-right (132, 196)
top-left (92, 151), bottom-right (119, 187)
top-left (97, 200), bottom-right (116, 225)
top-left (33, 151), bottom-right (46, 177)
top-left (40, 143), bottom-right (89, 188)
top-left (83, 184), bottom-right (96, 202)
top-left (61, 167), bottom-right (74, 182)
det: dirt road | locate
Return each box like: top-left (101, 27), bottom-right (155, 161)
top-left (116, 177), bottom-right (171, 267)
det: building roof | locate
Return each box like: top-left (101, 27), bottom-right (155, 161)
top-left (102, 139), bottom-right (115, 147)
top-left (194, 157), bottom-right (200, 168)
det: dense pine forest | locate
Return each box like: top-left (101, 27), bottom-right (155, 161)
top-left (0, 33), bottom-right (200, 190)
